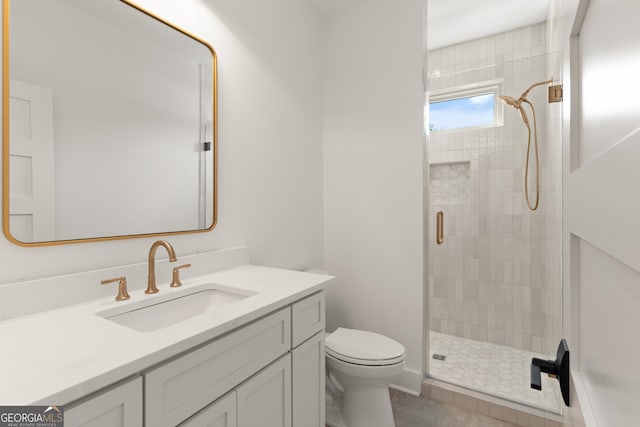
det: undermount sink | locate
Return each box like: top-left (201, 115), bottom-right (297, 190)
top-left (97, 284), bottom-right (256, 332)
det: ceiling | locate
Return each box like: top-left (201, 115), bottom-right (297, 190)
top-left (428, 0), bottom-right (551, 50)
top-left (306, 0), bottom-right (551, 50)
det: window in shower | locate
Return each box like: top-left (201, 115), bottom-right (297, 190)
top-left (429, 80), bottom-right (503, 132)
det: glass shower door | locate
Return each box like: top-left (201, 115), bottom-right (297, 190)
top-left (426, 27), bottom-right (563, 413)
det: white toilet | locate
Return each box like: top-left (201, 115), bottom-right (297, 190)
top-left (325, 327), bottom-right (406, 427)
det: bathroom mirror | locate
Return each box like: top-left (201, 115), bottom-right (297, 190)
top-left (2, 0), bottom-right (217, 245)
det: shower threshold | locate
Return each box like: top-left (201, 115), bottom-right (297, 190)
top-left (429, 331), bottom-right (561, 413)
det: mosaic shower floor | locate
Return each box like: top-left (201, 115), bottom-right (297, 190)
top-left (429, 332), bottom-right (560, 412)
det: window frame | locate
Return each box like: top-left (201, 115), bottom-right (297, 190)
top-left (429, 79), bottom-right (504, 133)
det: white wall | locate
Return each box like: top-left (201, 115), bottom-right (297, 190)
top-left (0, 0), bottom-right (323, 283)
top-left (322, 0), bottom-right (425, 392)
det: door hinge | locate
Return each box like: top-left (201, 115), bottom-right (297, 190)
top-left (548, 84), bottom-right (563, 103)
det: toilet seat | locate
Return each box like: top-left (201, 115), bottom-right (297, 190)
top-left (325, 327), bottom-right (405, 366)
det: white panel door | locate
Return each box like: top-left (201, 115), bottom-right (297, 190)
top-left (179, 391), bottom-right (237, 427)
top-left (292, 331), bottom-right (325, 427)
top-left (8, 79), bottom-right (55, 242)
top-left (236, 354), bottom-right (291, 427)
top-left (564, 0), bottom-right (640, 426)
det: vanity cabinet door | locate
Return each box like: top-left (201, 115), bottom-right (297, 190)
top-left (236, 354), bottom-right (291, 427)
top-left (179, 391), bottom-right (236, 427)
top-left (64, 376), bottom-right (142, 427)
top-left (292, 331), bottom-right (325, 427)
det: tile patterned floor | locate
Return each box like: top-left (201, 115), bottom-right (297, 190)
top-left (391, 389), bottom-right (519, 427)
top-left (429, 332), bottom-right (560, 412)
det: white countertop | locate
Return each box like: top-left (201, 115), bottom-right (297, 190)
top-left (0, 264), bottom-right (332, 405)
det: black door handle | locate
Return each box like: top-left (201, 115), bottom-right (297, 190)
top-left (530, 339), bottom-right (570, 406)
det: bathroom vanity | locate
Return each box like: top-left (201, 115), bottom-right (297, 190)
top-left (0, 248), bottom-right (331, 427)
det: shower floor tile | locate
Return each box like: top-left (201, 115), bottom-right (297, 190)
top-left (429, 332), bottom-right (560, 412)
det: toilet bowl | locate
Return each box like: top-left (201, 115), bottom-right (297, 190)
top-left (325, 328), bottom-right (405, 427)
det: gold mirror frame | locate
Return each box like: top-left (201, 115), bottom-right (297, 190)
top-left (2, 0), bottom-right (218, 246)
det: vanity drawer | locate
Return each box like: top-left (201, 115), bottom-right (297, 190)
top-left (291, 291), bottom-right (325, 347)
top-left (145, 308), bottom-right (291, 427)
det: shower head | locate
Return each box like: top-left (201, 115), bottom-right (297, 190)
top-left (499, 79), bottom-right (554, 110)
top-left (500, 79), bottom-right (554, 212)
top-left (499, 95), bottom-right (530, 126)
top-left (498, 95), bottom-right (520, 109)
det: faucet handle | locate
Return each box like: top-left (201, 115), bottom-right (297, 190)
top-left (170, 264), bottom-right (192, 288)
top-left (101, 276), bottom-right (130, 301)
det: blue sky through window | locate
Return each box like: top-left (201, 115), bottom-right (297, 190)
top-left (429, 94), bottom-right (495, 131)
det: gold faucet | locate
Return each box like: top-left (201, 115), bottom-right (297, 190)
top-left (146, 240), bottom-right (177, 294)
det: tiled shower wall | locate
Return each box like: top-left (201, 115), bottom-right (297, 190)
top-left (427, 23), bottom-right (562, 355)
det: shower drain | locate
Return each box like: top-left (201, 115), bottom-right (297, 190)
top-left (432, 353), bottom-right (446, 361)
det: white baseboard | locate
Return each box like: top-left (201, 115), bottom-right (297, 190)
top-left (390, 368), bottom-right (422, 396)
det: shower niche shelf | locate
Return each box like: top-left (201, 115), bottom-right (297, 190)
top-left (430, 161), bottom-right (470, 205)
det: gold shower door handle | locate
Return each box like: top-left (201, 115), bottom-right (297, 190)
top-left (436, 211), bottom-right (444, 245)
